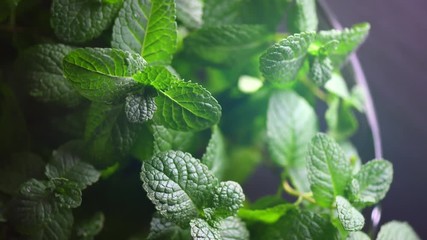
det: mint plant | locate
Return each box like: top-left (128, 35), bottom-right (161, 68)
top-left (0, 0), bottom-right (421, 239)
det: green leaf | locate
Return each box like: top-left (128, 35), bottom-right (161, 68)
top-left (223, 146), bottom-right (261, 183)
top-left (238, 203), bottom-right (294, 223)
top-left (219, 216), bottom-right (249, 240)
top-left (213, 181), bottom-right (245, 217)
top-left (267, 90), bottom-right (317, 191)
top-left (307, 133), bottom-right (352, 207)
top-left (134, 66), bottom-right (222, 131)
top-left (176, 0), bottom-right (203, 29)
top-left (185, 24), bottom-right (270, 65)
top-left (74, 212), bottom-right (105, 240)
top-left (45, 149), bottom-right (100, 190)
top-left (325, 73), bottom-right (351, 99)
top-left (240, 0), bottom-right (289, 30)
top-left (21, 44), bottom-right (82, 107)
top-left (111, 0), bottom-right (177, 65)
top-left (335, 196), bottom-right (364, 231)
top-left (274, 209), bottom-right (339, 239)
top-left (347, 231), bottom-right (370, 240)
top-left (50, 179), bottom-right (82, 209)
top-left (50, 0), bottom-right (122, 43)
top-left (202, 0), bottom-right (243, 27)
top-left (377, 221), bottom-right (420, 240)
top-left (325, 98), bottom-right (358, 140)
top-left (190, 218), bottom-right (221, 240)
top-left (7, 179), bottom-right (74, 239)
top-left (260, 32), bottom-right (315, 84)
top-left (125, 91), bottom-right (157, 123)
top-left (348, 159), bottom-right (393, 207)
top-left (309, 56), bottom-right (333, 86)
top-left (287, 0), bottom-right (318, 33)
top-left (0, 153), bottom-right (45, 195)
top-left (63, 48), bottom-right (147, 103)
top-left (147, 212), bottom-right (189, 240)
top-left (140, 151), bottom-right (218, 224)
top-left (316, 23), bottom-right (370, 67)
top-left (202, 126), bottom-right (226, 179)
top-left (152, 125), bottom-right (195, 154)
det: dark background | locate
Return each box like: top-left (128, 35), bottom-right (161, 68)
top-left (327, 0), bottom-right (427, 238)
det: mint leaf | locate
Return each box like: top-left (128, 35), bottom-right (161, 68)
top-left (111, 0), bottom-right (177, 65)
top-left (133, 65), bottom-right (177, 90)
top-left (335, 196), bottom-right (364, 231)
top-left (125, 91), bottom-right (156, 123)
top-left (275, 209), bottom-right (339, 239)
top-left (190, 218), bottom-right (221, 240)
top-left (0, 153), bottom-right (45, 195)
top-left (74, 212), bottom-right (105, 240)
top-left (147, 212), bottom-right (189, 240)
top-left (348, 159), bottom-right (393, 207)
top-left (50, 0), bottom-right (122, 43)
top-left (152, 125), bottom-right (195, 154)
top-left (316, 23), bottom-right (370, 67)
top-left (202, 126), bottom-right (226, 179)
top-left (241, 0), bottom-right (288, 30)
top-left (50, 178), bottom-right (82, 209)
top-left (260, 32), bottom-right (315, 84)
top-left (325, 73), bottom-right (351, 99)
top-left (219, 216), bottom-right (249, 240)
top-left (307, 133), bottom-right (352, 207)
top-left (21, 44), bottom-right (82, 107)
top-left (223, 147), bottom-right (261, 183)
top-left (140, 151), bottom-right (218, 224)
top-left (377, 221), bottom-right (420, 240)
top-left (309, 56), bottom-right (333, 86)
top-left (347, 231), bottom-right (370, 240)
top-left (287, 0), bottom-right (318, 33)
top-left (238, 203), bottom-right (294, 223)
top-left (202, 0), bottom-right (242, 27)
top-left (7, 179), bottom-right (74, 239)
top-left (185, 24), bottom-right (270, 65)
top-left (213, 181), bottom-right (245, 217)
top-left (176, 0), bottom-right (203, 29)
top-left (267, 90), bottom-right (317, 191)
top-left (63, 48), bottom-right (147, 103)
top-left (325, 98), bottom-right (358, 140)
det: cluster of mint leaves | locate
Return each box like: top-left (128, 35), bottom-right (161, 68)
top-left (0, 0), bottom-right (421, 239)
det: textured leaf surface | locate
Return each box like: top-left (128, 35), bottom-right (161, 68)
top-left (176, 0), bottom-right (203, 29)
top-left (267, 90), bottom-right (317, 191)
top-left (307, 133), bottom-right (352, 207)
top-left (275, 209), bottom-right (339, 239)
top-left (219, 217), bottom-right (249, 240)
top-left (111, 0), bottom-right (177, 65)
top-left (202, 0), bottom-right (242, 26)
top-left (63, 48), bottom-right (146, 103)
top-left (45, 150), bottom-right (100, 190)
top-left (0, 153), bottom-right (45, 195)
top-left (190, 218), bottom-right (221, 240)
top-left (75, 212), bottom-right (105, 240)
top-left (316, 23), bottom-right (370, 67)
top-left (377, 221), bottom-right (420, 240)
top-left (213, 181), bottom-right (245, 217)
top-left (50, 179), bottom-right (82, 209)
top-left (23, 44), bottom-right (81, 107)
top-left (152, 125), bottom-right (195, 154)
top-left (51, 0), bottom-right (122, 43)
top-left (147, 212), bottom-right (188, 240)
top-left (335, 196), bottom-right (364, 231)
top-left (260, 32), bottom-right (315, 83)
top-left (7, 180), bottom-right (73, 239)
top-left (347, 231), bottom-right (370, 240)
top-left (238, 204), bottom-right (294, 223)
top-left (141, 151), bottom-right (218, 223)
top-left (349, 159), bottom-right (393, 207)
top-left (202, 126), bottom-right (226, 179)
top-left (287, 0), bottom-right (318, 33)
top-left (125, 91), bottom-right (156, 123)
top-left (134, 66), bottom-right (221, 131)
top-left (185, 24), bottom-right (270, 65)
top-left (309, 56), bottom-right (333, 86)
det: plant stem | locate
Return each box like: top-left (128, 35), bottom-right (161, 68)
top-left (283, 181), bottom-right (316, 204)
